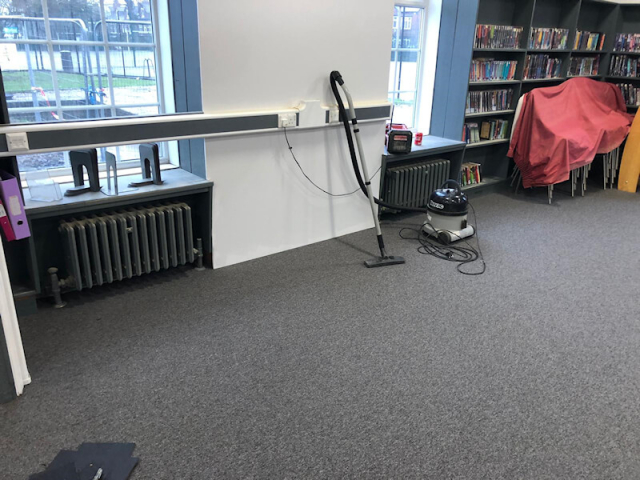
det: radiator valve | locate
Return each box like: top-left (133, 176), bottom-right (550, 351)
top-left (48, 267), bottom-right (67, 309)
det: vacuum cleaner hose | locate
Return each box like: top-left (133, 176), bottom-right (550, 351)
top-left (329, 71), bottom-right (429, 214)
top-left (330, 71), bottom-right (368, 199)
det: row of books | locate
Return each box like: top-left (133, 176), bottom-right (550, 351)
top-left (461, 163), bottom-right (482, 187)
top-left (529, 28), bottom-right (569, 50)
top-left (470, 59), bottom-right (518, 82)
top-left (471, 27), bottom-right (640, 53)
top-left (474, 24), bottom-right (523, 49)
top-left (462, 119), bottom-right (510, 144)
top-left (463, 122), bottom-right (480, 144)
top-left (568, 56), bottom-right (599, 77)
top-left (609, 55), bottom-right (640, 78)
top-left (614, 33), bottom-right (640, 53)
top-left (480, 119), bottom-right (510, 141)
top-left (616, 83), bottom-right (640, 106)
top-left (574, 31), bottom-right (606, 51)
top-left (465, 88), bottom-right (513, 114)
top-left (524, 55), bottom-right (562, 80)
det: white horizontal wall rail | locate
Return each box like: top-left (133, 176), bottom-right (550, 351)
top-left (0, 105), bottom-right (391, 158)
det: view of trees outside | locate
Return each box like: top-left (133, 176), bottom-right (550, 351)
top-left (0, 0), bottom-right (162, 171)
top-left (389, 6), bottom-right (423, 128)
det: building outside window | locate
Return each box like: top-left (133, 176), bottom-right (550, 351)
top-left (389, 5), bottom-right (424, 129)
top-left (0, 0), bottom-right (169, 173)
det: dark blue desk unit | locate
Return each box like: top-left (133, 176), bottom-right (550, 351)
top-left (379, 135), bottom-right (508, 210)
top-left (14, 168), bottom-right (212, 313)
top-left (379, 136), bottom-right (465, 212)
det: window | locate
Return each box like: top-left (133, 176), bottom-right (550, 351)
top-left (0, 0), bottom-right (171, 174)
top-left (389, 6), bottom-right (424, 128)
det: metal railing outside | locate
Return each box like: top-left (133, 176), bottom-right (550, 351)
top-left (0, 15), bottom-right (161, 124)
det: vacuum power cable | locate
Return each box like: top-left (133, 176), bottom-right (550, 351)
top-left (283, 127), bottom-right (380, 197)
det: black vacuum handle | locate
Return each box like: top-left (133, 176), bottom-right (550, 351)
top-left (330, 71), bottom-right (344, 85)
top-left (441, 179), bottom-right (462, 193)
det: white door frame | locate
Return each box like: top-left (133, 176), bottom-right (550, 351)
top-left (0, 243), bottom-right (30, 397)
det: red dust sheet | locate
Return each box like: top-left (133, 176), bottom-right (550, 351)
top-left (508, 78), bottom-right (632, 188)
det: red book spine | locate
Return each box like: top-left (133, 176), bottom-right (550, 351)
top-left (0, 199), bottom-right (16, 242)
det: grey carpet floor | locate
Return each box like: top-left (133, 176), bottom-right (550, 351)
top-left (2, 187), bottom-right (640, 479)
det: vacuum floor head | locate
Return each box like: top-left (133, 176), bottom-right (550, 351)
top-left (364, 255), bottom-right (406, 268)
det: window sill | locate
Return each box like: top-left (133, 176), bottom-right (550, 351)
top-left (24, 167), bottom-right (212, 219)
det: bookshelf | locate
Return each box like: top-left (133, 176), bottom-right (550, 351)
top-left (607, 4), bottom-right (640, 107)
top-left (462, 175), bottom-right (505, 191)
top-left (465, 139), bottom-right (511, 149)
top-left (463, 0), bottom-right (626, 191)
top-left (465, 109), bottom-right (515, 118)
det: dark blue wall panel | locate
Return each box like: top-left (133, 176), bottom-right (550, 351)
top-left (430, 0), bottom-right (479, 140)
top-left (169, 0), bottom-right (206, 178)
top-left (430, 0), bottom-right (458, 138)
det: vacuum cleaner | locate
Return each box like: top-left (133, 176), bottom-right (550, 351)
top-left (422, 180), bottom-right (475, 244)
top-left (330, 71), bottom-right (406, 268)
top-left (329, 71), bottom-right (475, 266)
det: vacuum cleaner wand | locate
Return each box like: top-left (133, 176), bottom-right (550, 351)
top-left (330, 71), bottom-right (405, 268)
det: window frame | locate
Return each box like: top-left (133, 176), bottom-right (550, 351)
top-left (0, 0), bottom-right (193, 178)
top-left (389, 3), bottom-right (426, 129)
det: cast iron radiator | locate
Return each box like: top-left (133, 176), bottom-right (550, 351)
top-left (384, 159), bottom-right (450, 209)
top-left (59, 203), bottom-right (196, 291)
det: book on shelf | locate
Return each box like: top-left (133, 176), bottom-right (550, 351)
top-left (480, 122), bottom-right (491, 139)
top-left (469, 59), bottom-right (518, 82)
top-left (463, 119), bottom-right (509, 144)
top-left (614, 33), bottom-right (640, 53)
top-left (568, 56), bottom-right (599, 77)
top-left (462, 122), bottom-right (480, 144)
top-left (574, 31), bottom-right (605, 51)
top-left (466, 88), bottom-right (514, 114)
top-left (0, 199), bottom-right (16, 242)
top-left (474, 24), bottom-right (523, 49)
top-left (610, 55), bottom-right (640, 78)
top-left (616, 83), bottom-right (640, 106)
top-left (461, 163), bottom-right (482, 187)
top-left (524, 55), bottom-right (562, 80)
top-left (529, 28), bottom-right (569, 50)
top-left (479, 119), bottom-right (509, 140)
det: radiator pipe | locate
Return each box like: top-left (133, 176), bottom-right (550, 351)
top-left (195, 238), bottom-right (205, 271)
top-left (48, 267), bottom-right (67, 309)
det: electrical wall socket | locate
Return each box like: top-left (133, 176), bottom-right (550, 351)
top-left (278, 113), bottom-right (297, 128)
top-left (6, 132), bottom-right (29, 152)
top-left (329, 107), bottom-right (340, 123)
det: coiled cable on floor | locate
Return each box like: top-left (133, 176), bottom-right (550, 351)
top-left (397, 203), bottom-right (486, 276)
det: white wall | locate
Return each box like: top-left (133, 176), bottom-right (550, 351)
top-left (198, 0), bottom-right (396, 268)
top-left (0, 242), bottom-right (30, 397)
